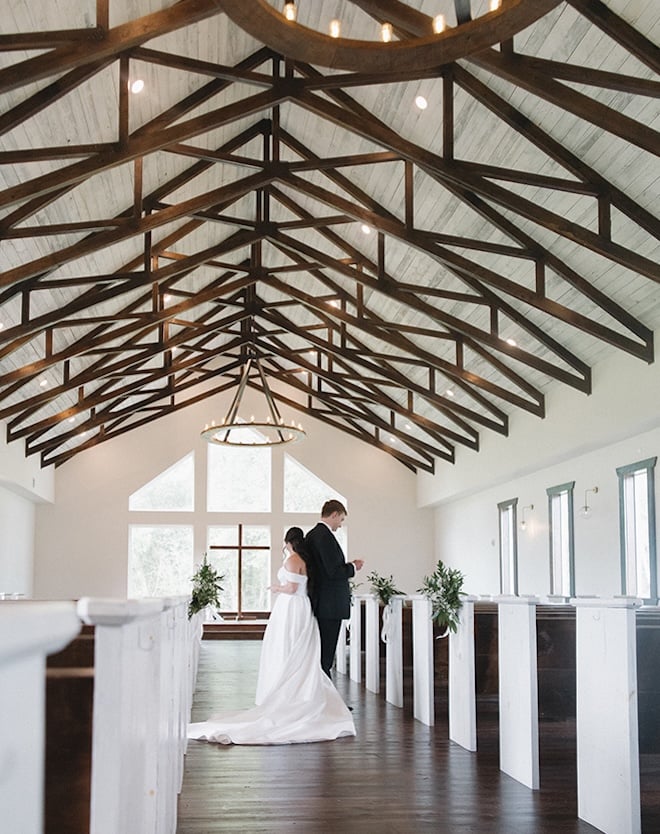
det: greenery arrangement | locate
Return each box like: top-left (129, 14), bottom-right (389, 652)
top-left (367, 570), bottom-right (405, 607)
top-left (188, 554), bottom-right (225, 619)
top-left (417, 559), bottom-right (466, 634)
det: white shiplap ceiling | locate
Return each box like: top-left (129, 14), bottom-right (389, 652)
top-left (0, 0), bottom-right (658, 472)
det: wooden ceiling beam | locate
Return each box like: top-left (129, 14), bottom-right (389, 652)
top-left (0, 0), bottom-right (225, 95)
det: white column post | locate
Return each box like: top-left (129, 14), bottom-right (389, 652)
top-left (497, 595), bottom-right (540, 789)
top-left (364, 594), bottom-right (380, 694)
top-left (411, 594), bottom-right (434, 726)
top-left (336, 619), bottom-right (348, 675)
top-left (385, 596), bottom-right (405, 708)
top-left (0, 602), bottom-right (80, 834)
top-left (77, 597), bottom-right (164, 834)
top-left (449, 596), bottom-right (478, 752)
top-left (573, 597), bottom-right (642, 834)
top-left (349, 595), bottom-right (363, 683)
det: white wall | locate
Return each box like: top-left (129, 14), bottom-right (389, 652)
top-left (0, 484), bottom-right (35, 597)
top-left (33, 390), bottom-right (434, 600)
top-left (420, 341), bottom-right (660, 598)
top-left (0, 420), bottom-right (55, 597)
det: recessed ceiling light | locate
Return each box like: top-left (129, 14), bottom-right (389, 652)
top-left (506, 338), bottom-right (517, 347)
top-left (68, 416), bottom-right (76, 423)
top-left (0, 322), bottom-right (4, 330)
top-left (329, 19), bottom-right (340, 38)
top-left (415, 95), bottom-right (428, 110)
top-left (433, 14), bottom-right (446, 33)
top-left (389, 436), bottom-right (397, 444)
top-left (446, 388), bottom-right (454, 397)
top-left (404, 423), bottom-right (412, 431)
top-left (39, 378), bottom-right (48, 387)
top-left (130, 79), bottom-right (144, 94)
top-left (361, 224), bottom-right (371, 234)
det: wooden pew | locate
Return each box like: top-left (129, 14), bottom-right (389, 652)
top-left (0, 601), bottom-right (80, 834)
top-left (42, 597), bottom-right (197, 834)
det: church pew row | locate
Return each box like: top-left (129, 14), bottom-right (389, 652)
top-left (347, 594), bottom-right (659, 834)
top-left (0, 597), bottom-right (201, 834)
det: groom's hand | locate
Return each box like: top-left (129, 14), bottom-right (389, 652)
top-left (352, 559), bottom-right (364, 571)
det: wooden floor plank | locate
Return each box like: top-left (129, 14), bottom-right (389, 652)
top-left (175, 641), bottom-right (619, 833)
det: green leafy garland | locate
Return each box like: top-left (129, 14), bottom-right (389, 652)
top-left (417, 559), bottom-right (465, 633)
top-left (367, 570), bottom-right (405, 607)
top-left (188, 555), bottom-right (225, 619)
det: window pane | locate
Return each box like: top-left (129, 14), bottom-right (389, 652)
top-left (129, 453), bottom-right (194, 511)
top-left (128, 525), bottom-right (193, 597)
top-left (242, 549), bottom-right (270, 611)
top-left (550, 491), bottom-right (571, 596)
top-left (499, 504), bottom-right (515, 594)
top-left (284, 454), bottom-right (345, 513)
top-left (207, 438), bottom-right (271, 512)
top-left (208, 526), bottom-right (238, 610)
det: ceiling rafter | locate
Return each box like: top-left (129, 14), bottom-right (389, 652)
top-left (0, 1), bottom-right (657, 472)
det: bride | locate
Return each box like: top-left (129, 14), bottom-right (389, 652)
top-left (187, 527), bottom-right (355, 745)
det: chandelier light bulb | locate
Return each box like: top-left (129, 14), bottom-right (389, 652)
top-left (283, 3), bottom-right (297, 22)
top-left (329, 19), bottom-right (341, 38)
top-left (433, 14), bottom-right (446, 34)
top-left (381, 22), bottom-right (393, 43)
top-left (490, 0), bottom-right (502, 11)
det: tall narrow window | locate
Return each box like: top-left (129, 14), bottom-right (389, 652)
top-left (617, 457), bottom-right (657, 602)
top-left (498, 498), bottom-right (518, 595)
top-left (208, 524), bottom-right (270, 617)
top-left (547, 482), bottom-right (575, 597)
top-left (207, 434), bottom-right (271, 512)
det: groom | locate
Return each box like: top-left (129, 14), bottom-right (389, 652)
top-left (305, 499), bottom-right (364, 677)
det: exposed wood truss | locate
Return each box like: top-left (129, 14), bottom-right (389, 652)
top-left (0, 1), bottom-right (658, 472)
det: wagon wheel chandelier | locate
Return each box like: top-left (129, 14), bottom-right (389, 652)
top-left (201, 355), bottom-right (306, 447)
top-left (220, 0), bottom-right (563, 73)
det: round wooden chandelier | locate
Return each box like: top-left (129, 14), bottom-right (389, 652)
top-left (201, 356), bottom-right (306, 447)
top-left (221, 0), bottom-right (563, 73)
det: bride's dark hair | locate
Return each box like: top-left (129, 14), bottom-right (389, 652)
top-left (284, 526), bottom-right (305, 553)
top-left (284, 526), bottom-right (316, 602)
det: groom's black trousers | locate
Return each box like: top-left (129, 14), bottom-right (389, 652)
top-left (317, 617), bottom-right (342, 677)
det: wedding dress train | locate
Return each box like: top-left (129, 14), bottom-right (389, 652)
top-left (187, 567), bottom-right (355, 745)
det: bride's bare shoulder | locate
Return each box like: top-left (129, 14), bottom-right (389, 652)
top-left (284, 553), bottom-right (307, 575)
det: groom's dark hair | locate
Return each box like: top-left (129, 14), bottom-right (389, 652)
top-left (321, 499), bottom-right (347, 517)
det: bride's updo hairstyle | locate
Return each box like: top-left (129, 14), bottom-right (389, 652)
top-left (284, 526), bottom-right (305, 553)
top-left (284, 526), bottom-right (316, 601)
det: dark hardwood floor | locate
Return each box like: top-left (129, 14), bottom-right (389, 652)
top-left (176, 641), bottom-right (621, 834)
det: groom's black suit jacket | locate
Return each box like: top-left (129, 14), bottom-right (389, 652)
top-left (305, 522), bottom-right (355, 621)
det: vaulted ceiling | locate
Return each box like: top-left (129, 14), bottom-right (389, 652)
top-left (0, 0), bottom-right (658, 472)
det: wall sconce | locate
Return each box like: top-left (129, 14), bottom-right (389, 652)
top-left (579, 486), bottom-right (599, 519)
top-left (520, 504), bottom-right (534, 531)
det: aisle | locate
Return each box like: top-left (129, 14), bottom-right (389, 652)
top-left (176, 640), bottom-right (600, 834)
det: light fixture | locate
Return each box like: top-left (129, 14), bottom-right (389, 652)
top-left (329, 19), bottom-right (340, 38)
top-left (415, 95), bottom-right (428, 110)
top-left (361, 223), bottom-right (372, 234)
top-left (579, 487), bottom-right (599, 519)
top-left (506, 337), bottom-right (517, 347)
top-left (490, 0), bottom-right (502, 11)
top-left (520, 504), bottom-right (534, 531)
top-left (224, 2), bottom-right (563, 73)
top-left (130, 79), bottom-right (144, 94)
top-left (201, 355), bottom-right (306, 447)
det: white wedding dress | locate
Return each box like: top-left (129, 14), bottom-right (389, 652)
top-left (187, 566), bottom-right (355, 745)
